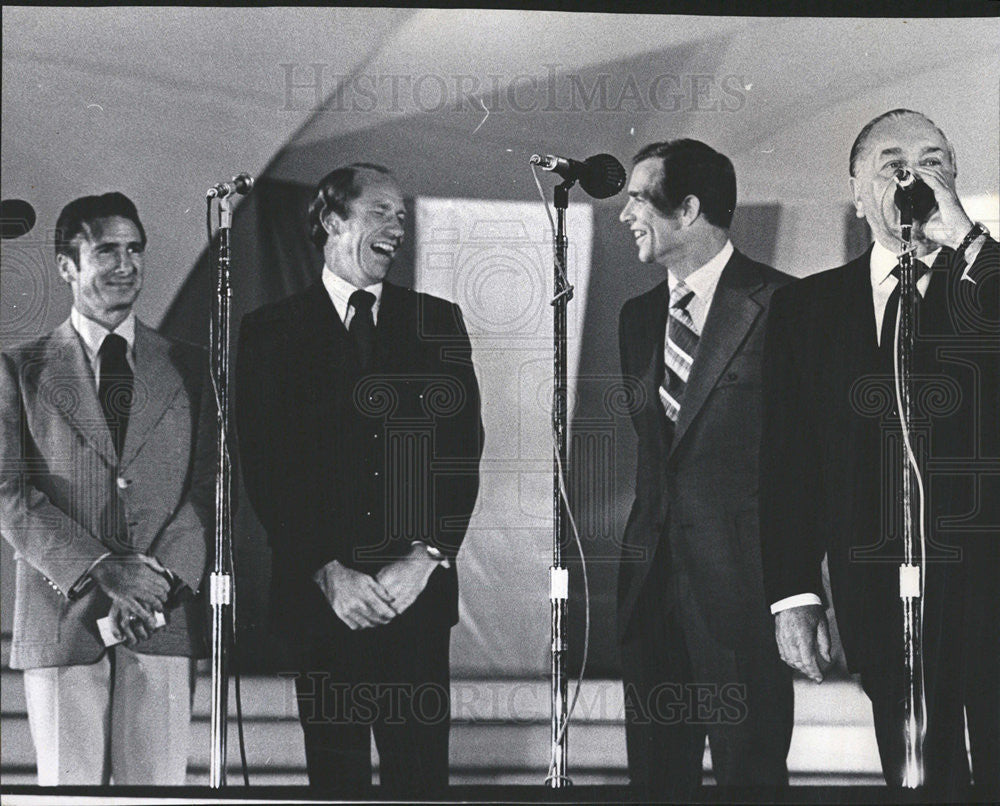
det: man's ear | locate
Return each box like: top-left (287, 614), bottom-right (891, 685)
top-left (849, 177), bottom-right (865, 219)
top-left (56, 253), bottom-right (76, 284)
top-left (321, 210), bottom-right (344, 238)
top-left (679, 194), bottom-right (701, 227)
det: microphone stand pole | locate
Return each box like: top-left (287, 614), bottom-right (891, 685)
top-left (896, 200), bottom-right (925, 788)
top-left (549, 179), bottom-right (574, 788)
top-left (209, 194), bottom-right (235, 788)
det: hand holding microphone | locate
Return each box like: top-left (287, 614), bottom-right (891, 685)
top-left (894, 166), bottom-right (976, 250)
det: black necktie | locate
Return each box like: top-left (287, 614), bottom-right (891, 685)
top-left (98, 333), bottom-right (133, 457)
top-left (880, 261), bottom-right (928, 359)
top-left (348, 289), bottom-right (377, 370)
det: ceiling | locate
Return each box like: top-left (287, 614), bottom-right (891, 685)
top-left (3, 8), bottom-right (997, 333)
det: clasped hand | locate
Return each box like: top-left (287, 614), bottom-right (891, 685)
top-left (315, 545), bottom-right (440, 630)
top-left (89, 554), bottom-right (171, 646)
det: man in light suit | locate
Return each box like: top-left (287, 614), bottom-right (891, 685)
top-left (761, 109), bottom-right (998, 797)
top-left (616, 139), bottom-right (794, 800)
top-left (236, 164), bottom-right (482, 797)
top-left (1, 192), bottom-right (215, 785)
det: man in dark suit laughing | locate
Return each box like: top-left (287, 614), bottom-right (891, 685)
top-left (236, 163), bottom-right (483, 797)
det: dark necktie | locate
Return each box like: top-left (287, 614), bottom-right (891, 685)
top-left (348, 289), bottom-right (377, 370)
top-left (98, 333), bottom-right (133, 457)
top-left (660, 281), bottom-right (699, 423)
top-left (880, 261), bottom-right (929, 357)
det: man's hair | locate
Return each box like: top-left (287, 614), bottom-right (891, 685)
top-left (848, 108), bottom-right (952, 177)
top-left (632, 139), bottom-right (736, 229)
top-left (307, 162), bottom-right (394, 250)
top-left (54, 192), bottom-right (146, 263)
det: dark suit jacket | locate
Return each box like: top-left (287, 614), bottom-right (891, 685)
top-left (617, 249), bottom-right (792, 650)
top-left (760, 239), bottom-right (1000, 672)
top-left (236, 281), bottom-right (483, 666)
top-left (0, 319), bottom-right (215, 669)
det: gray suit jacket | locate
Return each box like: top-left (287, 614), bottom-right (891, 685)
top-left (617, 250), bottom-right (792, 650)
top-left (1, 318), bottom-right (215, 669)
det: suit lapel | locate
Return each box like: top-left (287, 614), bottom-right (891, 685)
top-left (120, 321), bottom-right (184, 468)
top-left (670, 253), bottom-right (762, 454)
top-left (40, 319), bottom-right (117, 465)
top-left (374, 281), bottom-right (413, 371)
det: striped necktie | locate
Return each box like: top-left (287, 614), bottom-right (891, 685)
top-left (660, 281), bottom-right (699, 423)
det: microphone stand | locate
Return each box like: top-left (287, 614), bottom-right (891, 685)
top-left (548, 179), bottom-right (574, 788)
top-left (895, 198), bottom-right (925, 788)
top-left (209, 194), bottom-right (235, 788)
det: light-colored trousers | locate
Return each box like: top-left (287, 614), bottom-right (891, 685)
top-left (23, 646), bottom-right (195, 785)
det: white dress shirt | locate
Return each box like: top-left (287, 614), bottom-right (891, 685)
top-left (667, 240), bottom-right (733, 335)
top-left (322, 265), bottom-right (383, 327)
top-left (70, 307), bottom-right (136, 389)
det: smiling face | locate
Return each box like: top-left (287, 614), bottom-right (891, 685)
top-left (849, 113), bottom-right (955, 253)
top-left (323, 170), bottom-right (406, 287)
top-left (57, 215), bottom-right (144, 329)
top-left (619, 158), bottom-right (683, 266)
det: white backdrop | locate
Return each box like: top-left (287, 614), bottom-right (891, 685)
top-left (415, 198), bottom-right (593, 676)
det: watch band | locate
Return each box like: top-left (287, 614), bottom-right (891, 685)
top-left (955, 222), bottom-right (988, 265)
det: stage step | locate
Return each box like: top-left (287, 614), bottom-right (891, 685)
top-left (1, 636), bottom-right (881, 786)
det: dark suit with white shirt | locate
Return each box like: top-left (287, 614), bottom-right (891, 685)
top-left (761, 238), bottom-right (1000, 793)
top-left (618, 244), bottom-right (794, 797)
top-left (236, 272), bottom-right (483, 795)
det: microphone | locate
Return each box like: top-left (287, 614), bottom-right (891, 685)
top-left (893, 168), bottom-right (937, 222)
top-left (207, 173), bottom-right (255, 199)
top-left (530, 153), bottom-right (626, 199)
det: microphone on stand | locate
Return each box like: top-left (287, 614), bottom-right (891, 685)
top-left (207, 173), bottom-right (255, 199)
top-left (530, 153), bottom-right (626, 199)
top-left (893, 168), bottom-right (937, 222)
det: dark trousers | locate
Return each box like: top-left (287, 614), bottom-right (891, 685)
top-left (292, 577), bottom-right (452, 798)
top-left (620, 574), bottom-right (793, 801)
top-left (860, 547), bottom-right (999, 799)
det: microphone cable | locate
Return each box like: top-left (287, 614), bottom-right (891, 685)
top-left (206, 197), bottom-right (251, 786)
top-left (531, 163), bottom-right (593, 787)
top-left (883, 177), bottom-right (930, 760)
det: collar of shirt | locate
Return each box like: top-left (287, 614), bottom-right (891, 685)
top-left (870, 240), bottom-right (940, 344)
top-left (70, 308), bottom-right (136, 382)
top-left (322, 264), bottom-right (383, 327)
top-left (667, 239), bottom-right (733, 335)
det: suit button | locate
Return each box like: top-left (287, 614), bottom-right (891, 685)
top-left (726, 371), bottom-right (738, 381)
top-left (117, 477), bottom-right (130, 489)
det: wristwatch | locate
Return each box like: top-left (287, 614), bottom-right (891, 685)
top-left (412, 540), bottom-right (450, 567)
top-left (955, 222), bottom-right (989, 265)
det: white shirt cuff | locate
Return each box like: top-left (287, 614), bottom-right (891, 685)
top-left (67, 551), bottom-right (113, 598)
top-left (959, 236), bottom-right (987, 282)
top-left (770, 593), bottom-right (822, 614)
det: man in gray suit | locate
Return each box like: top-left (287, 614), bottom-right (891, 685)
top-left (1, 192), bottom-right (215, 784)
top-left (616, 140), bottom-right (794, 799)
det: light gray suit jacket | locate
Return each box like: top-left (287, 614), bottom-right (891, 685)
top-left (1, 318), bottom-right (215, 669)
